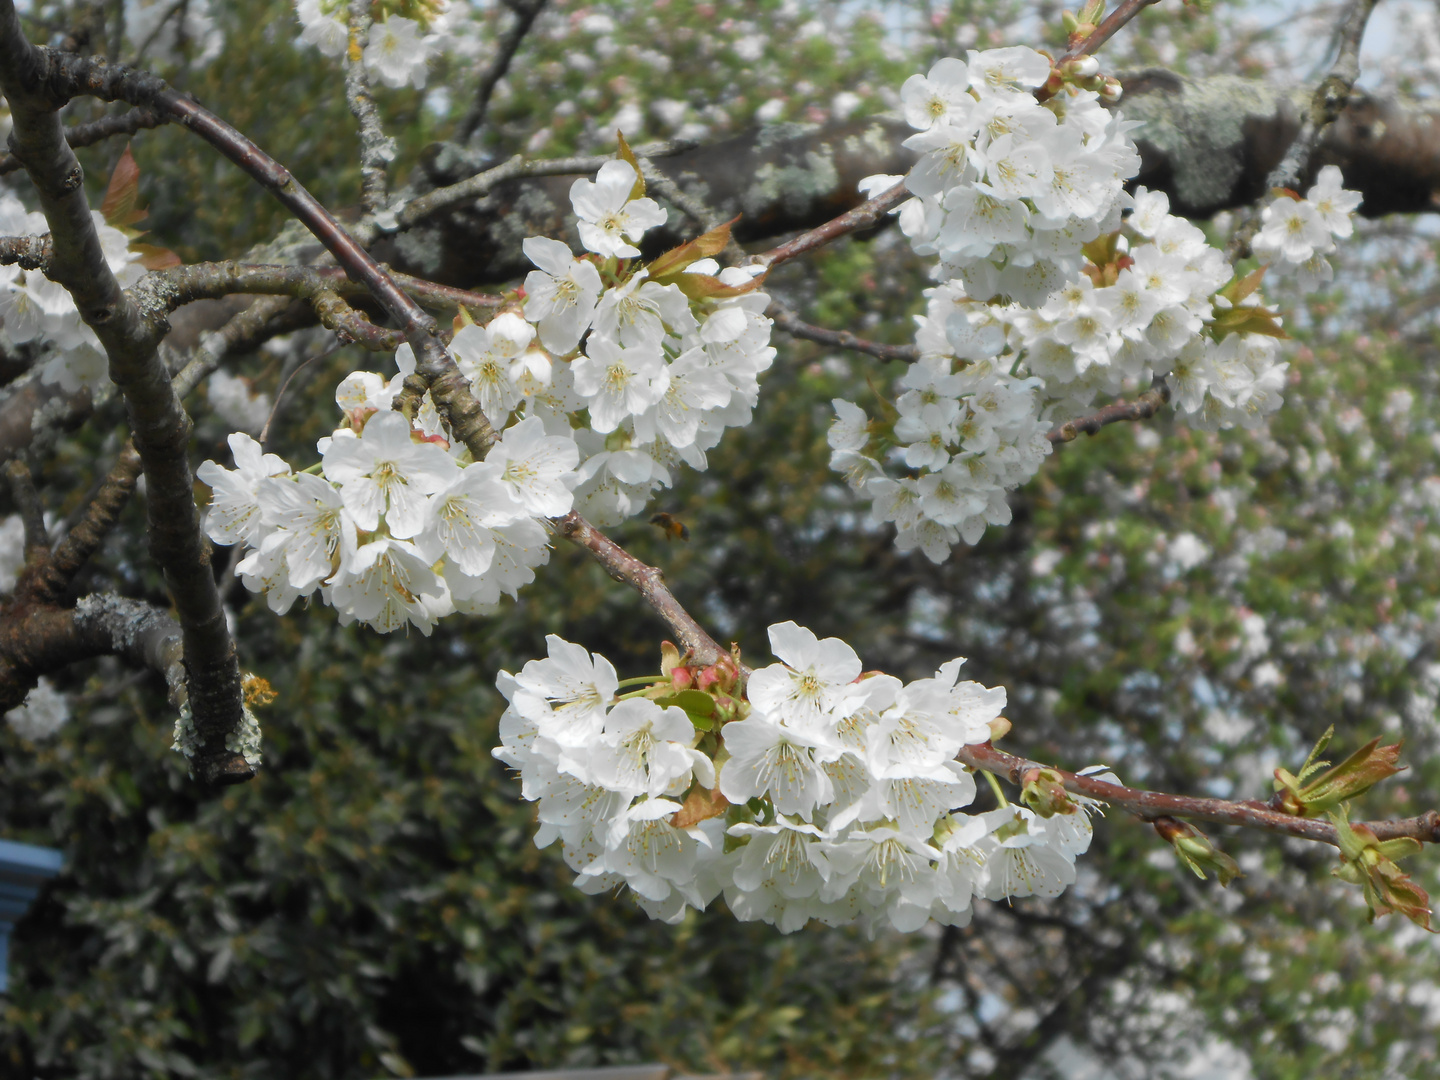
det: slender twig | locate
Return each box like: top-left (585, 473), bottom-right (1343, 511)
top-left (18, 442), bottom-right (142, 606)
top-left (1060, 0), bottom-right (1164, 62)
top-left (345, 0), bottom-right (391, 218)
top-left (769, 302), bottom-right (920, 363)
top-left (554, 511), bottom-right (730, 666)
top-left (748, 181), bottom-right (908, 271)
top-left (0, 233), bottom-right (53, 272)
top-left (260, 342), bottom-right (340, 446)
top-left (0, 2), bottom-right (251, 783)
top-left (5, 459), bottom-right (49, 554)
top-left (1048, 379), bottom-right (1170, 444)
top-left (0, 106), bottom-right (166, 175)
top-left (1228, 0), bottom-right (1379, 259)
top-left (395, 139), bottom-right (699, 231)
top-left (956, 742), bottom-right (1440, 847)
top-left (456, 0), bottom-right (547, 143)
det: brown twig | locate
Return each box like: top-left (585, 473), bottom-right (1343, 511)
top-left (13, 44), bottom-right (491, 454)
top-left (554, 511), bottom-right (729, 666)
top-left (0, 105), bottom-right (165, 176)
top-left (1061, 0), bottom-right (1164, 62)
top-left (1048, 379), bottom-right (1170, 444)
top-left (748, 181), bottom-right (908, 271)
top-left (769, 303), bottom-right (920, 363)
top-left (455, 0), bottom-right (548, 143)
top-left (17, 443), bottom-right (142, 606)
top-left (957, 742), bottom-right (1440, 847)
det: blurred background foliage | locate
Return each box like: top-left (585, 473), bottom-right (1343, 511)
top-left (5, 0), bottom-right (1440, 1077)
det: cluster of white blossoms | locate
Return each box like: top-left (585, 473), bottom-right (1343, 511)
top-left (200, 156), bottom-right (773, 629)
top-left (829, 49), bottom-right (1363, 563)
top-left (1253, 165), bottom-right (1364, 291)
top-left (494, 623), bottom-right (1109, 933)
top-left (294, 0), bottom-right (461, 89)
top-left (0, 190), bottom-right (144, 394)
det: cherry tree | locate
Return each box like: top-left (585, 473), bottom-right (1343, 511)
top-left (4, 0), bottom-right (1440, 1070)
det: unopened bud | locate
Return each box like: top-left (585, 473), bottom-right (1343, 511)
top-left (988, 716), bottom-right (1012, 742)
top-left (1154, 817), bottom-right (1241, 886)
top-left (1021, 767), bottom-right (1076, 818)
top-left (1065, 55), bottom-right (1101, 79)
top-left (1099, 76), bottom-right (1123, 103)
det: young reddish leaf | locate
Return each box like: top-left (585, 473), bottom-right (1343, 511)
top-left (132, 243), bottom-right (182, 270)
top-left (101, 145), bottom-right (148, 229)
top-left (615, 131), bottom-right (646, 200)
top-left (669, 785), bottom-right (730, 829)
top-left (647, 215), bottom-right (741, 279)
top-left (671, 270), bottom-right (766, 301)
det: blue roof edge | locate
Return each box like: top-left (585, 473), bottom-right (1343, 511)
top-left (0, 839), bottom-right (63, 877)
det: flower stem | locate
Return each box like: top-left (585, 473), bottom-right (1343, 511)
top-left (615, 675), bottom-right (664, 689)
top-left (983, 768), bottom-right (1010, 808)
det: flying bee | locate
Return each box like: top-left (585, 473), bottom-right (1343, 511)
top-left (650, 512), bottom-right (690, 542)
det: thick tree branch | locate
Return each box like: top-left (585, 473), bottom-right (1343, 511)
top-left (0, 594), bottom-right (186, 713)
top-left (138, 261), bottom-right (502, 317)
top-left (0, 1), bottom-right (250, 784)
top-left (371, 80), bottom-right (1440, 289)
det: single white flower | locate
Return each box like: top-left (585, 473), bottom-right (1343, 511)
top-left (745, 621), bottom-right (866, 736)
top-left (483, 415), bottom-right (580, 517)
top-left (718, 714), bottom-right (834, 819)
top-left (571, 335), bottom-right (669, 432)
top-left (197, 433), bottom-right (292, 546)
top-left (364, 15), bottom-right (430, 89)
top-left (321, 410), bottom-right (458, 537)
top-left (522, 236), bottom-right (604, 354)
top-left (570, 160), bottom-right (668, 259)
